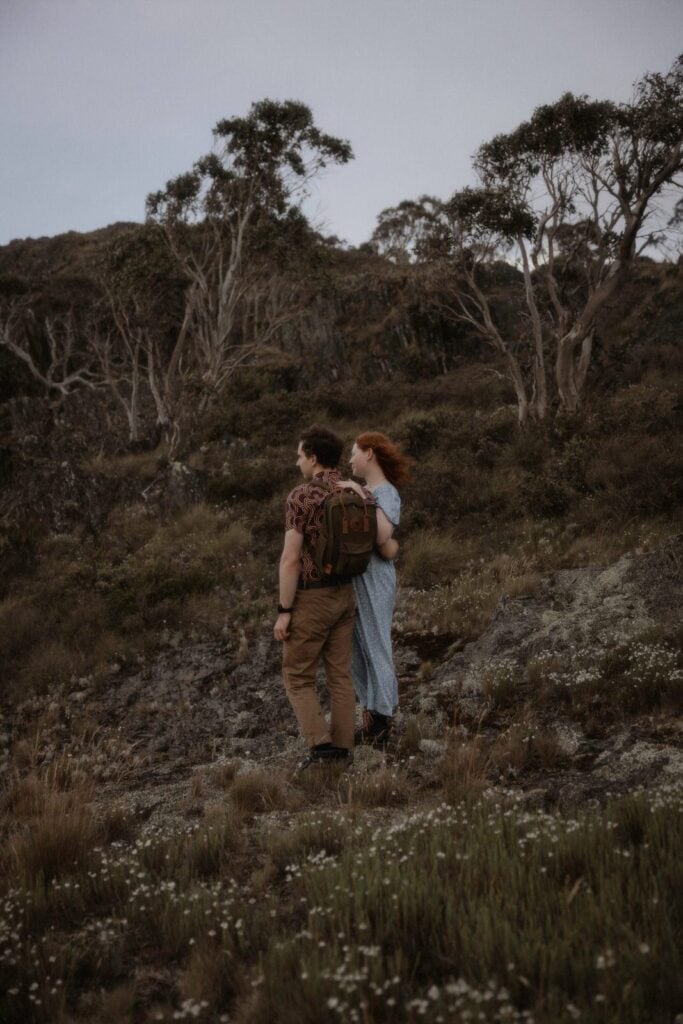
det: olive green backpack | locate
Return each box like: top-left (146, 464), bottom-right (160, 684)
top-left (310, 482), bottom-right (378, 580)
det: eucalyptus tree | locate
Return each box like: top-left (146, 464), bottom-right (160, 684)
top-left (0, 303), bottom-right (100, 407)
top-left (145, 100), bottom-right (352, 452)
top-left (94, 225), bottom-right (185, 447)
top-left (373, 55), bottom-right (683, 423)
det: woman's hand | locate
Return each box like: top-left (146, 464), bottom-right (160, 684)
top-left (336, 479), bottom-right (368, 499)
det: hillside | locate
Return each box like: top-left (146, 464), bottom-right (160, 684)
top-left (0, 226), bottom-right (682, 1023)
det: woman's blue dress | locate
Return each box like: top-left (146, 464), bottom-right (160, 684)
top-left (351, 482), bottom-right (400, 716)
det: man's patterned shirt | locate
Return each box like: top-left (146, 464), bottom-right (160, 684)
top-left (284, 469), bottom-right (342, 584)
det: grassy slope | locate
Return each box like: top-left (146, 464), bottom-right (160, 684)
top-left (0, 253), bottom-right (681, 1023)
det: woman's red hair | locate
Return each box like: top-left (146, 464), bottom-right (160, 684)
top-left (356, 432), bottom-right (414, 489)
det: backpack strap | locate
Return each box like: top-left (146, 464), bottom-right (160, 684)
top-left (302, 476), bottom-right (336, 565)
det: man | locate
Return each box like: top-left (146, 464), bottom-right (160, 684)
top-left (273, 425), bottom-right (393, 769)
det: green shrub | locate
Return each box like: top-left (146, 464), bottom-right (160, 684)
top-left (0, 597), bottom-right (42, 663)
top-left (207, 454), bottom-right (295, 502)
top-left (524, 470), bottom-right (574, 518)
top-left (393, 408), bottom-right (448, 456)
top-left (585, 435), bottom-right (683, 514)
top-left (596, 383), bottom-right (678, 434)
top-left (100, 506), bottom-right (252, 620)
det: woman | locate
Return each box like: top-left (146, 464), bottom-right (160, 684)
top-left (339, 432), bottom-right (412, 745)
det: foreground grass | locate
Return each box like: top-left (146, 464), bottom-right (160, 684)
top-left (0, 779), bottom-right (680, 1023)
top-left (254, 788), bottom-right (682, 1024)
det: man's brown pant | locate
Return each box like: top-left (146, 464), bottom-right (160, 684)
top-left (282, 585), bottom-right (356, 750)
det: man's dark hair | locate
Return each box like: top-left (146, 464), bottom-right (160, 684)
top-left (299, 425), bottom-right (344, 468)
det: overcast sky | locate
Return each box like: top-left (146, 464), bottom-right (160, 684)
top-left (1, 0), bottom-right (681, 247)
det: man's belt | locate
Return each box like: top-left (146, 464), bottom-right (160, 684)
top-left (298, 576), bottom-right (352, 591)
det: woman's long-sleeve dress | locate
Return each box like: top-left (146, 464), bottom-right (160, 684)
top-left (351, 482), bottom-right (400, 716)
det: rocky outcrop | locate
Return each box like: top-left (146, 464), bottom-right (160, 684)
top-left (4, 537), bottom-right (681, 829)
top-left (431, 534), bottom-right (682, 695)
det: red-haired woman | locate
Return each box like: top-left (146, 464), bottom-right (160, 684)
top-left (339, 432), bottom-right (412, 745)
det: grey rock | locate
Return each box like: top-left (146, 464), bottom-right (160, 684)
top-left (594, 737), bottom-right (683, 787)
top-left (394, 646), bottom-right (421, 675)
top-left (435, 536), bottom-right (682, 695)
top-left (554, 723), bottom-right (584, 757)
top-left (416, 696), bottom-right (439, 716)
top-left (232, 711), bottom-right (256, 737)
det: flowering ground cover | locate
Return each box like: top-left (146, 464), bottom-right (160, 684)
top-left (1, 775), bottom-right (681, 1023)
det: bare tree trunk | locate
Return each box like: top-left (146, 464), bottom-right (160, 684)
top-left (575, 330), bottom-right (594, 398)
top-left (506, 353), bottom-right (529, 426)
top-left (91, 324), bottom-right (145, 445)
top-left (555, 267), bottom-right (621, 413)
top-left (146, 342), bottom-right (178, 451)
top-left (556, 334), bottom-right (580, 413)
top-left (518, 236), bottom-right (548, 421)
top-left (555, 328), bottom-right (594, 413)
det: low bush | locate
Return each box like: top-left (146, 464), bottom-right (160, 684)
top-left (480, 658), bottom-right (521, 710)
top-left (585, 435), bottom-right (683, 515)
top-left (100, 506), bottom-right (252, 620)
top-left (264, 813), bottom-right (349, 878)
top-left (0, 597), bottom-right (41, 663)
top-left (207, 453), bottom-right (295, 502)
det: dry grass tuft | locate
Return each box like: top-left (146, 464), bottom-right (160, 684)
top-left (400, 529), bottom-right (463, 587)
top-left (18, 639), bottom-right (84, 694)
top-left (92, 982), bottom-right (137, 1024)
top-left (178, 941), bottom-right (241, 1013)
top-left (480, 659), bottom-right (520, 710)
top-left (340, 767), bottom-right (410, 808)
top-left (439, 734), bottom-right (490, 803)
top-left (490, 722), bottom-right (569, 775)
top-left (9, 788), bottom-right (101, 885)
top-left (205, 759), bottom-right (241, 789)
top-left (230, 770), bottom-right (294, 814)
top-left (292, 761), bottom-right (352, 801)
top-left (396, 713), bottom-right (444, 756)
top-left (100, 801), bottom-right (137, 844)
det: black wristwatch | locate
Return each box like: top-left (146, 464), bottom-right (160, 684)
top-left (277, 603), bottom-right (294, 614)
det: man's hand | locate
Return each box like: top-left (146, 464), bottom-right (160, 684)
top-left (274, 612), bottom-right (292, 642)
